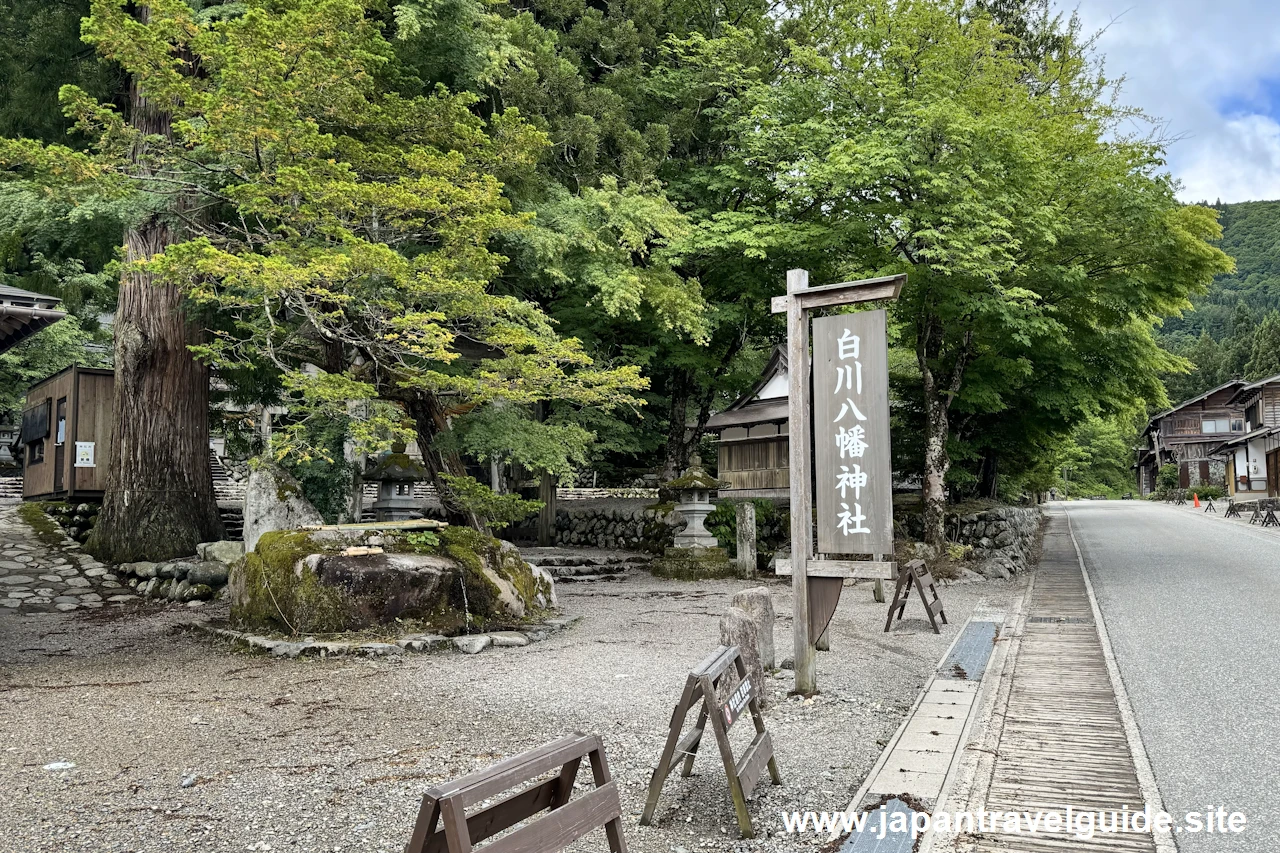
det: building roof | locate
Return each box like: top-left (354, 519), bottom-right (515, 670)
top-left (1142, 379), bottom-right (1247, 436)
top-left (1226, 374), bottom-right (1280, 406)
top-left (0, 285), bottom-right (66, 354)
top-left (705, 347), bottom-right (790, 430)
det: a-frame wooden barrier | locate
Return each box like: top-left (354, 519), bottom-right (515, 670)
top-left (639, 645), bottom-right (782, 838)
top-left (884, 559), bottom-right (948, 635)
top-left (405, 733), bottom-right (626, 853)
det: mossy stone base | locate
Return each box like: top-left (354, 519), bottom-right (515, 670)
top-left (229, 526), bottom-right (555, 636)
top-left (650, 547), bottom-right (736, 580)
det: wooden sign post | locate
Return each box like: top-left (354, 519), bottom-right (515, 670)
top-left (640, 645), bottom-right (781, 838)
top-left (773, 269), bottom-right (904, 695)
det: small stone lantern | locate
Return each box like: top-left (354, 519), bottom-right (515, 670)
top-left (667, 456), bottom-right (728, 549)
top-left (367, 445), bottom-right (429, 522)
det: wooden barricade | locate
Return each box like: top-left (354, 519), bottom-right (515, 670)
top-left (640, 645), bottom-right (782, 838)
top-left (405, 733), bottom-right (626, 853)
top-left (884, 559), bottom-right (947, 635)
top-left (1225, 499), bottom-right (1240, 518)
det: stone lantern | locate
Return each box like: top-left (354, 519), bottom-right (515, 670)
top-left (667, 456), bottom-right (728, 549)
top-left (367, 444), bottom-right (429, 521)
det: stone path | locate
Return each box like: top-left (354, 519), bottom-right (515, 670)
top-left (0, 503), bottom-right (138, 615)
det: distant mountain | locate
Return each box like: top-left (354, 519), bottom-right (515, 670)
top-left (1163, 200), bottom-right (1280, 342)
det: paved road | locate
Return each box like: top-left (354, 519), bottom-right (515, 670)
top-left (1065, 500), bottom-right (1280, 852)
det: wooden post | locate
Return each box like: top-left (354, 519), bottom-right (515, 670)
top-left (786, 269), bottom-right (816, 695)
top-left (538, 470), bottom-right (556, 547)
top-left (735, 502), bottom-right (757, 578)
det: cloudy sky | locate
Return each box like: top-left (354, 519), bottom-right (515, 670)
top-left (1069, 0), bottom-right (1280, 203)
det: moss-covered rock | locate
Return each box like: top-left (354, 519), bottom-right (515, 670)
top-left (229, 525), bottom-right (555, 636)
top-left (650, 547), bottom-right (737, 580)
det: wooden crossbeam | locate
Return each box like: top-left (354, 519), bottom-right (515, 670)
top-left (770, 274), bottom-right (906, 314)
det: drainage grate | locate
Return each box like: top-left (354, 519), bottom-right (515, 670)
top-left (937, 619), bottom-right (999, 681)
top-left (839, 798), bottom-right (921, 853)
top-left (1027, 616), bottom-right (1094, 624)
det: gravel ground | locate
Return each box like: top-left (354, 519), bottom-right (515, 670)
top-left (0, 547), bottom-right (1017, 853)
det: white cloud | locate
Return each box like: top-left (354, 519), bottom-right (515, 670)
top-left (1178, 115), bottom-right (1280, 202)
top-left (1067, 0), bottom-right (1280, 202)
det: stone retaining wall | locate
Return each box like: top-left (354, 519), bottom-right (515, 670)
top-left (953, 506), bottom-right (1042, 578)
top-left (554, 503), bottom-right (680, 552)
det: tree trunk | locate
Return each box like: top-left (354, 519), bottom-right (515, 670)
top-left (661, 370), bottom-right (692, 480)
top-left (977, 450), bottom-right (1000, 500)
top-left (88, 71), bottom-right (221, 563)
top-left (403, 391), bottom-right (487, 531)
top-left (918, 315), bottom-right (969, 548)
top-left (921, 391), bottom-right (950, 547)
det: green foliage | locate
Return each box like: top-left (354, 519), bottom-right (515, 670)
top-left (1157, 463), bottom-right (1180, 492)
top-left (0, 316), bottom-right (108, 416)
top-left (404, 530), bottom-right (441, 550)
top-left (438, 473), bottom-right (541, 528)
top-left (276, 416), bottom-right (358, 524)
top-left (1048, 416), bottom-right (1142, 499)
top-left (453, 405), bottom-right (593, 480)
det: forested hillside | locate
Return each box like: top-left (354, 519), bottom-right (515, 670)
top-left (1162, 200), bottom-right (1280, 403)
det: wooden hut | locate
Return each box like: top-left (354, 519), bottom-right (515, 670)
top-left (20, 366), bottom-right (114, 501)
top-left (705, 348), bottom-right (790, 499)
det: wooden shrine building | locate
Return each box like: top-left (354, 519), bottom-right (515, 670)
top-left (705, 348), bottom-right (790, 500)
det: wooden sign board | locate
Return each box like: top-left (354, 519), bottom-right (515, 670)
top-left (884, 559), bottom-right (948, 635)
top-left (773, 269), bottom-right (905, 695)
top-left (812, 311), bottom-right (894, 555)
top-left (721, 678), bottom-right (752, 729)
top-left (405, 733), bottom-right (627, 853)
top-left (640, 645), bottom-right (782, 838)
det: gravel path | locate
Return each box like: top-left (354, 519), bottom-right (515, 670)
top-left (0, 513), bottom-right (1018, 853)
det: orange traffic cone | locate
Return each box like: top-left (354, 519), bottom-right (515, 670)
top-left (1193, 493), bottom-right (1200, 507)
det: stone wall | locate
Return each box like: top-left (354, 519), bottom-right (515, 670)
top-left (115, 542), bottom-right (243, 603)
top-left (553, 501), bottom-right (680, 552)
top-left (952, 506), bottom-right (1042, 578)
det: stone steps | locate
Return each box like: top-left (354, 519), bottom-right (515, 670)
top-left (0, 476), bottom-right (22, 500)
top-left (219, 506), bottom-right (244, 541)
top-left (521, 550), bottom-right (653, 583)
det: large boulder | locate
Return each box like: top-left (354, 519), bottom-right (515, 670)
top-left (197, 540), bottom-right (245, 565)
top-left (242, 463), bottom-right (324, 552)
top-left (731, 586), bottom-right (776, 670)
top-left (229, 525), bottom-right (555, 635)
top-left (720, 606), bottom-right (767, 708)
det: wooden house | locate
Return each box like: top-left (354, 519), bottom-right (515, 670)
top-left (705, 348), bottom-right (790, 499)
top-left (19, 366), bottom-right (114, 501)
top-left (1135, 380), bottom-right (1245, 495)
top-left (1213, 375), bottom-right (1280, 497)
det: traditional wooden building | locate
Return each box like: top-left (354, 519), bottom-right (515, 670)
top-left (705, 348), bottom-right (790, 499)
top-left (1135, 380), bottom-right (1245, 495)
top-left (1212, 375), bottom-right (1280, 497)
top-left (20, 366), bottom-right (114, 501)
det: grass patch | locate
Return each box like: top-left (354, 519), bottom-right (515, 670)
top-left (17, 502), bottom-right (65, 546)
